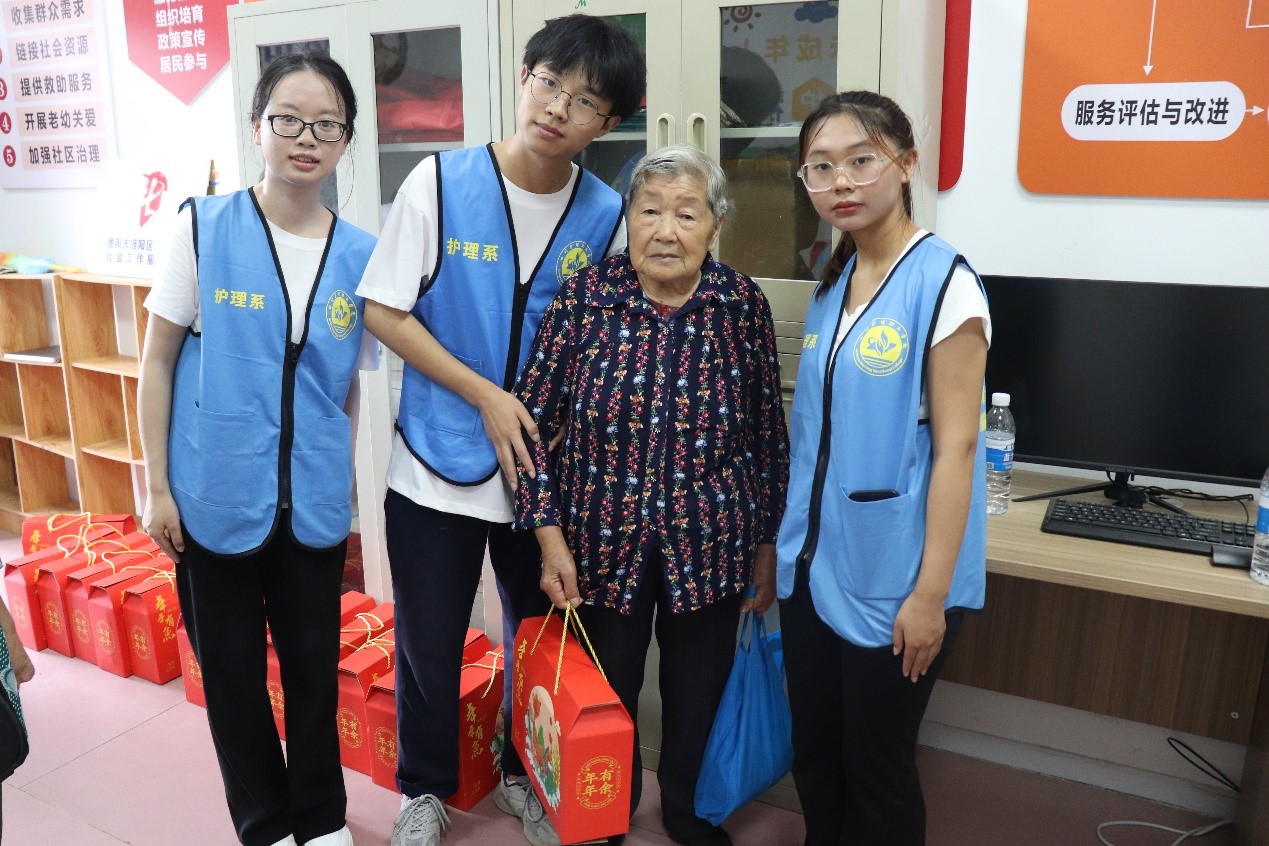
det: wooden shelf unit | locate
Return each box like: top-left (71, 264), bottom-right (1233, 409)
top-left (56, 272), bottom-right (151, 517)
top-left (0, 272), bottom-right (151, 533)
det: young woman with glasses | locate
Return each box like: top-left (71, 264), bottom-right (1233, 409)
top-left (139, 53), bottom-right (377, 846)
top-left (777, 90), bottom-right (992, 846)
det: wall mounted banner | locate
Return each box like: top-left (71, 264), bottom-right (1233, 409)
top-left (121, 0), bottom-right (233, 105)
top-left (1019, 0), bottom-right (1269, 199)
top-left (0, 0), bottom-right (117, 188)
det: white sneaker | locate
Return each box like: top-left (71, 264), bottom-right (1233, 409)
top-left (522, 790), bottom-right (562, 846)
top-left (391, 794), bottom-right (450, 846)
top-left (302, 827), bottom-right (354, 846)
top-left (494, 775), bottom-right (531, 818)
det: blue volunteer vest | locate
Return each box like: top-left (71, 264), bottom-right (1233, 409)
top-left (168, 189), bottom-right (376, 555)
top-left (397, 144), bottom-right (624, 485)
top-left (776, 233), bottom-right (988, 647)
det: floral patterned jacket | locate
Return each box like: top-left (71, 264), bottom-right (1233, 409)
top-left (513, 252), bottom-right (789, 614)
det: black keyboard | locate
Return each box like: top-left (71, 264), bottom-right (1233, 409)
top-left (1041, 498), bottom-right (1255, 562)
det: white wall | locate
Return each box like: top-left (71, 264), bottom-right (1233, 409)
top-left (0, 0), bottom-right (240, 269)
top-left (924, 0), bottom-right (1259, 815)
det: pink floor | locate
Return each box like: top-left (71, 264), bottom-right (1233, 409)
top-left (1, 529), bottom-right (1235, 846)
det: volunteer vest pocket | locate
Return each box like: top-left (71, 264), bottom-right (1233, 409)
top-left (832, 485), bottom-right (926, 599)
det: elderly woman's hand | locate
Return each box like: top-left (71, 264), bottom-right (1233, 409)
top-left (741, 543), bottom-right (777, 616)
top-left (536, 526), bottom-right (583, 610)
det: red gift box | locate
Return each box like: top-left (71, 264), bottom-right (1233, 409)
top-left (366, 672), bottom-right (398, 791)
top-left (336, 629), bottom-right (396, 774)
top-left (513, 610), bottom-right (634, 844)
top-left (4, 525), bottom-right (120, 651)
top-left (21, 513), bottom-right (136, 555)
top-left (87, 559), bottom-right (174, 677)
top-left (450, 647), bottom-right (505, 811)
top-left (4, 544), bottom-right (67, 652)
top-left (266, 644), bottom-right (287, 739)
top-left (339, 602), bottom-right (395, 658)
top-left (122, 568), bottom-right (182, 684)
top-left (63, 540), bottom-right (163, 664)
top-left (266, 592), bottom-right (381, 739)
top-left (177, 624), bottom-right (205, 707)
top-left (463, 627), bottom-right (493, 663)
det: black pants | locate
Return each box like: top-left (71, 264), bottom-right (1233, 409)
top-left (780, 570), bottom-right (962, 846)
top-left (175, 524), bottom-right (347, 846)
top-left (385, 489), bottom-right (545, 799)
top-left (576, 563), bottom-right (740, 845)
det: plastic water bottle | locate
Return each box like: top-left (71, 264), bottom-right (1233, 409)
top-left (1252, 466), bottom-right (1269, 586)
top-left (985, 392), bottom-right (1016, 515)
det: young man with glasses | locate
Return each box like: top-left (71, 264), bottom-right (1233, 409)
top-left (356, 14), bottom-right (645, 846)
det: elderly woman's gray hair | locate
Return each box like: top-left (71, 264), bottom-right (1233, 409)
top-left (627, 144), bottom-right (731, 221)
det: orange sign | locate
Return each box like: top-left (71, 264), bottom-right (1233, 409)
top-left (1018, 0), bottom-right (1269, 199)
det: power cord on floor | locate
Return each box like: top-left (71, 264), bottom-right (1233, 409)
top-left (1096, 819), bottom-right (1232, 846)
top-left (1094, 736), bottom-right (1238, 845)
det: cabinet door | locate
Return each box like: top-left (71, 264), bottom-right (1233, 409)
top-left (351, 0), bottom-right (497, 229)
top-left (514, 1), bottom-right (679, 193)
top-left (681, 0), bottom-right (882, 284)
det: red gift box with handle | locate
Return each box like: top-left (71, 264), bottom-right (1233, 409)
top-left (336, 629), bottom-right (396, 774)
top-left (512, 609), bottom-right (633, 844)
top-left (450, 647), bottom-right (505, 811)
top-left (87, 559), bottom-right (174, 677)
top-left (121, 567), bottom-right (182, 684)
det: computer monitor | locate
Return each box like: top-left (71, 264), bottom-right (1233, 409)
top-left (980, 275), bottom-right (1269, 493)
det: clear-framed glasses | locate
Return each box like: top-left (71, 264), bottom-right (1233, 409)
top-left (527, 71), bottom-right (612, 126)
top-left (797, 153), bottom-right (890, 192)
top-left (266, 114), bottom-right (347, 142)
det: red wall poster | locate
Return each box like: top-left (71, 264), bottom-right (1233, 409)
top-left (121, 0), bottom-right (234, 105)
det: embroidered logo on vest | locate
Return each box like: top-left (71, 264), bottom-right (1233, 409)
top-left (854, 317), bottom-right (909, 376)
top-left (325, 290), bottom-right (358, 340)
top-left (557, 240), bottom-right (593, 284)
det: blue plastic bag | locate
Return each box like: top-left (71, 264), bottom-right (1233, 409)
top-left (694, 611), bottom-right (794, 825)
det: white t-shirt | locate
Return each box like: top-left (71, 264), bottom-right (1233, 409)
top-left (146, 207), bottom-right (380, 370)
top-left (831, 230), bottom-right (991, 418)
top-left (356, 155), bottom-right (628, 523)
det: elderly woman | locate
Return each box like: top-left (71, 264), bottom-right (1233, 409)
top-left (512, 144), bottom-right (789, 846)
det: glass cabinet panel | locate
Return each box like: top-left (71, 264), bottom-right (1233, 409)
top-left (714, 1), bottom-right (839, 282)
top-left (372, 26), bottom-right (464, 216)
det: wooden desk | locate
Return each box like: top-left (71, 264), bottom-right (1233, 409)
top-left (939, 470), bottom-right (1269, 844)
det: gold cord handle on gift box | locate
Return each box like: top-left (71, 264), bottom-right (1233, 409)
top-left (339, 613), bottom-right (387, 652)
top-left (460, 649), bottom-right (505, 698)
top-left (354, 632), bottom-right (396, 670)
top-left (529, 603), bottom-right (609, 695)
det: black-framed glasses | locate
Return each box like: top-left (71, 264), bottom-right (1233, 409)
top-left (797, 154), bottom-right (891, 191)
top-left (527, 71), bottom-right (612, 126)
top-left (266, 114), bottom-right (347, 142)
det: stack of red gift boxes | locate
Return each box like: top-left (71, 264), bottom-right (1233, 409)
top-left (6, 513), bottom-right (508, 809)
top-left (5, 513), bottom-right (183, 685)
